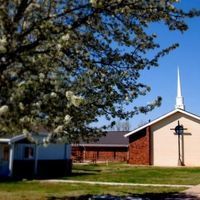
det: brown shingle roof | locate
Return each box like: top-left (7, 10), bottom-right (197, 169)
top-left (75, 131), bottom-right (129, 147)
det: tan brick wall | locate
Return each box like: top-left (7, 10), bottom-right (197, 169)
top-left (128, 126), bottom-right (151, 165)
top-left (152, 112), bottom-right (200, 166)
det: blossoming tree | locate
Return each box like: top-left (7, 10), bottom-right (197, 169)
top-left (0, 0), bottom-right (199, 143)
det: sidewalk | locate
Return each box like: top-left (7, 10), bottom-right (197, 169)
top-left (184, 184), bottom-right (200, 198)
top-left (42, 179), bottom-right (193, 188)
top-left (41, 179), bottom-right (200, 199)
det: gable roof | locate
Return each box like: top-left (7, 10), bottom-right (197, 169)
top-left (74, 131), bottom-right (129, 147)
top-left (0, 133), bottom-right (48, 143)
top-left (0, 134), bottom-right (26, 143)
top-left (124, 109), bottom-right (200, 138)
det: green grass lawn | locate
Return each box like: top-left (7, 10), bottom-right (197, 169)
top-left (69, 162), bottom-right (200, 185)
top-left (0, 163), bottom-right (200, 200)
top-left (0, 181), bottom-right (185, 200)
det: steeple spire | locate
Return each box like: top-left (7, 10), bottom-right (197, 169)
top-left (175, 67), bottom-right (185, 110)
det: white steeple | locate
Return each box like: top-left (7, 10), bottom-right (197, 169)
top-left (175, 67), bottom-right (185, 110)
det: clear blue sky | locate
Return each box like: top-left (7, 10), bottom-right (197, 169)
top-left (98, 0), bottom-right (200, 130)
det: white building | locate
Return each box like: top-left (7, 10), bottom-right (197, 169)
top-left (0, 134), bottom-right (71, 178)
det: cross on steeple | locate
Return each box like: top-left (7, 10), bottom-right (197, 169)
top-left (175, 67), bottom-right (185, 110)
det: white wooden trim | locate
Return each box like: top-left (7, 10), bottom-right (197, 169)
top-left (8, 144), bottom-right (14, 177)
top-left (0, 139), bottom-right (10, 143)
top-left (0, 134), bottom-right (25, 143)
top-left (10, 134), bottom-right (26, 143)
top-left (34, 144), bottom-right (39, 176)
top-left (124, 109), bottom-right (200, 138)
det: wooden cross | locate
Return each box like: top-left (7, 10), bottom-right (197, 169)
top-left (170, 121), bottom-right (187, 166)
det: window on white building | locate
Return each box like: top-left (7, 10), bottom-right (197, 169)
top-left (3, 145), bottom-right (9, 161)
top-left (24, 146), bottom-right (34, 159)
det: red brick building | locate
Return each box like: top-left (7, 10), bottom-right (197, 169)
top-left (72, 131), bottom-right (129, 163)
top-left (127, 126), bottom-right (152, 165)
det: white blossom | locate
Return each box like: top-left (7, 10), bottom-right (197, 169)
top-left (1, 57), bottom-right (6, 62)
top-left (43, 142), bottom-right (48, 147)
top-left (0, 36), bottom-right (7, 53)
top-left (90, 0), bottom-right (97, 7)
top-left (13, 0), bottom-right (21, 3)
top-left (18, 81), bottom-right (26, 87)
top-left (42, 138), bottom-right (49, 147)
top-left (0, 105), bottom-right (9, 116)
top-left (64, 114), bottom-right (72, 124)
top-left (61, 33), bottom-right (70, 41)
top-left (19, 116), bottom-right (30, 123)
top-left (30, 75), bottom-right (38, 80)
top-left (56, 43), bottom-right (62, 51)
top-left (39, 73), bottom-right (45, 79)
top-left (65, 91), bottom-right (84, 107)
top-left (125, 96), bottom-right (129, 101)
top-left (0, 36), bottom-right (6, 44)
top-left (35, 101), bottom-right (42, 108)
top-left (54, 125), bottom-right (63, 133)
top-left (50, 92), bottom-right (57, 98)
top-left (65, 91), bottom-right (74, 98)
top-left (71, 95), bottom-right (84, 107)
top-left (67, 25), bottom-right (72, 29)
top-left (42, 134), bottom-right (52, 145)
top-left (19, 102), bottom-right (25, 110)
top-left (22, 129), bottom-right (29, 135)
top-left (0, 46), bottom-right (6, 53)
top-left (26, 3), bottom-right (41, 13)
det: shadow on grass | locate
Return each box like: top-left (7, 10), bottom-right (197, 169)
top-left (0, 177), bottom-right (22, 183)
top-left (69, 172), bottom-right (97, 178)
top-left (69, 168), bottom-right (101, 178)
top-left (47, 192), bottom-right (200, 200)
top-left (72, 168), bottom-right (101, 173)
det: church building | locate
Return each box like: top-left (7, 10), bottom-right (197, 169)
top-left (125, 68), bottom-right (200, 166)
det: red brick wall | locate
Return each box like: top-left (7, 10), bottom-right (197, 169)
top-left (128, 126), bottom-right (151, 165)
top-left (72, 146), bottom-right (128, 162)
